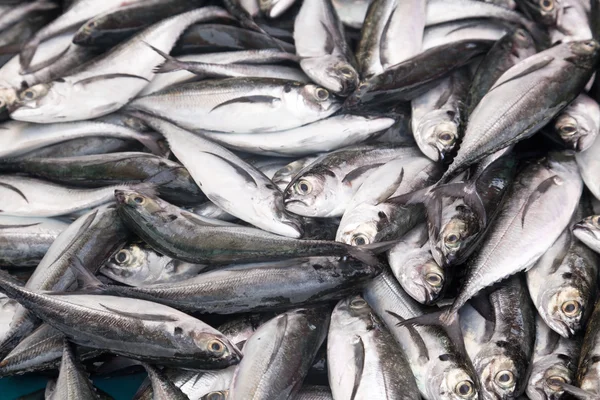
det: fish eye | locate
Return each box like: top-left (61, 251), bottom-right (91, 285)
top-left (294, 179), bottom-right (312, 195)
top-left (351, 233), bottom-right (370, 246)
top-left (561, 300), bottom-right (581, 317)
top-left (425, 272), bottom-right (443, 288)
top-left (438, 132), bottom-right (455, 144)
top-left (314, 88), bottom-right (329, 101)
top-left (20, 89), bottom-right (36, 101)
top-left (445, 233), bottom-right (460, 248)
top-left (546, 376), bottom-right (566, 391)
top-left (133, 196), bottom-right (145, 204)
top-left (593, 216), bottom-right (600, 226)
top-left (339, 67), bottom-right (354, 78)
top-left (495, 370), bottom-right (515, 388)
top-left (208, 339), bottom-right (225, 355)
top-left (114, 250), bottom-right (130, 264)
top-left (350, 297), bottom-right (367, 308)
top-left (559, 124), bottom-right (578, 136)
top-left (205, 392), bottom-right (227, 400)
top-left (88, 20), bottom-right (97, 28)
top-left (540, 0), bottom-right (553, 11)
top-left (515, 29), bottom-right (528, 40)
top-left (455, 380), bottom-right (474, 398)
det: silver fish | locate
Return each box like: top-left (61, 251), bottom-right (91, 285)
top-left (332, 0), bottom-right (371, 28)
top-left (422, 19), bottom-right (508, 51)
top-left (228, 307), bottom-right (330, 400)
top-left (294, 0), bottom-right (359, 95)
top-left (11, 7), bottom-right (231, 123)
top-left (272, 155), bottom-right (320, 190)
top-left (552, 94), bottom-right (600, 152)
top-left (0, 216), bottom-right (68, 267)
top-left (363, 271), bottom-right (479, 400)
top-left (573, 215), bottom-right (600, 253)
top-left (527, 315), bottom-right (579, 400)
top-left (576, 296), bottom-right (600, 395)
top-left (46, 340), bottom-right (99, 400)
top-left (328, 295), bottom-right (420, 399)
top-left (0, 0), bottom-right (56, 35)
top-left (100, 242), bottom-right (207, 287)
top-left (388, 224), bottom-right (446, 305)
top-left (137, 115), bottom-right (304, 238)
top-left (284, 145), bottom-right (421, 217)
top-left (411, 68), bottom-right (470, 162)
top-left (141, 362), bottom-right (188, 400)
top-left (199, 115), bottom-right (394, 157)
top-left (129, 77), bottom-right (340, 133)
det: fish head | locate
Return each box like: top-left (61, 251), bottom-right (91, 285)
top-left (270, 192), bottom-right (305, 238)
top-left (259, 0), bottom-right (295, 18)
top-left (299, 83), bottom-right (342, 114)
top-left (10, 81), bottom-right (77, 123)
top-left (573, 215), bottom-right (600, 252)
top-left (579, 358), bottom-right (600, 393)
top-left (431, 362), bottom-right (478, 400)
top-left (401, 257), bottom-right (446, 305)
top-left (336, 295), bottom-right (372, 320)
top-left (100, 243), bottom-right (152, 285)
top-left (511, 29), bottom-right (535, 56)
top-left (201, 391), bottom-right (229, 400)
top-left (114, 189), bottom-right (173, 229)
top-left (300, 57), bottom-right (359, 97)
top-left (527, 358), bottom-right (572, 400)
top-left (284, 170), bottom-right (339, 217)
top-left (191, 331), bottom-right (242, 368)
top-left (436, 210), bottom-right (479, 267)
top-left (540, 285), bottom-right (586, 338)
top-left (72, 19), bottom-right (101, 46)
top-left (474, 341), bottom-right (528, 400)
top-left (554, 112), bottom-right (596, 152)
top-left (515, 0), bottom-right (559, 25)
top-left (566, 40), bottom-right (600, 68)
top-left (336, 204), bottom-right (382, 245)
top-left (417, 118), bottom-right (459, 162)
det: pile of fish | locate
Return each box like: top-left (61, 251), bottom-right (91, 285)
top-left (1, 0), bottom-right (600, 399)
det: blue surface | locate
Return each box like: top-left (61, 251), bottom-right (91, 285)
top-left (0, 372), bottom-right (147, 400)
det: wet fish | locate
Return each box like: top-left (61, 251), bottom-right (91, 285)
top-left (328, 295), bottom-right (420, 399)
top-left (0, 216), bottom-right (68, 267)
top-left (133, 115), bottom-right (304, 238)
top-left (0, 152), bottom-right (204, 206)
top-left (421, 19), bottom-right (508, 51)
top-left (11, 7), bottom-right (231, 123)
top-left (100, 242), bottom-right (206, 287)
top-left (46, 340), bottom-right (99, 400)
top-left (527, 315), bottom-right (579, 400)
top-left (228, 307), bottom-right (330, 400)
top-left (411, 68), bottom-right (470, 162)
top-left (363, 271), bottom-right (479, 400)
top-left (284, 145), bottom-right (421, 217)
top-left (294, 0), bottom-right (359, 95)
top-left (0, 0), bottom-right (56, 35)
top-left (332, 0), bottom-right (371, 28)
top-left (551, 93), bottom-right (600, 152)
top-left (388, 224), bottom-right (447, 305)
top-left (140, 362), bottom-right (188, 400)
top-left (575, 295), bottom-right (600, 395)
top-left (443, 40), bottom-right (600, 181)
top-left (573, 215), bottom-right (600, 254)
top-left (272, 155), bottom-right (320, 190)
top-left (199, 115), bottom-right (394, 157)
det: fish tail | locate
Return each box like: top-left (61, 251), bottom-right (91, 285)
top-left (145, 41), bottom-right (183, 74)
top-left (19, 39), bottom-right (41, 71)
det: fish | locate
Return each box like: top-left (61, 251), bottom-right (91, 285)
top-left (11, 7), bottom-right (232, 123)
top-left (0, 0), bottom-right (56, 35)
top-left (198, 115), bottom-right (395, 157)
top-left (357, 0), bottom-right (426, 77)
top-left (328, 295), bottom-right (420, 399)
top-left (573, 215), bottom-right (600, 254)
top-left (411, 68), bottom-right (470, 162)
top-left (421, 19), bottom-right (509, 51)
top-left (294, 0), bottom-right (359, 96)
top-left (140, 362), bottom-right (189, 400)
top-left (468, 276), bottom-right (536, 399)
top-left (0, 120), bottom-right (159, 159)
top-left (576, 133), bottom-right (600, 201)
top-left (0, 205), bottom-right (129, 358)
top-left (551, 94), bottom-right (600, 152)
top-left (514, 0), bottom-right (560, 26)
top-left (465, 28), bottom-right (536, 115)
top-left (0, 216), bottom-right (69, 267)
top-left (526, 315), bottom-right (579, 400)
top-left (331, 0), bottom-right (371, 28)
top-left (272, 155), bottom-right (320, 190)
top-left (284, 145), bottom-right (421, 217)
top-left (0, 324), bottom-right (101, 376)
top-left (388, 224), bottom-right (447, 305)
top-left (575, 295), bottom-right (600, 395)
top-left (0, 272), bottom-right (243, 369)
top-left (94, 255), bottom-right (380, 314)
top-left (99, 242), bottom-right (207, 287)
top-left (336, 155), bottom-right (441, 245)
top-left (46, 340), bottom-right (100, 400)
top-left (363, 271), bottom-right (479, 400)
top-left (527, 212), bottom-right (598, 338)
top-left (72, 0), bottom-right (206, 48)
top-left (133, 115), bottom-right (304, 238)
top-left (549, 0), bottom-right (592, 44)
top-left (0, 152), bottom-right (205, 206)
top-left (115, 189), bottom-right (379, 265)
top-left (127, 77), bottom-right (340, 133)
top-left (228, 307), bottom-right (330, 400)
top-left (443, 40), bottom-right (600, 181)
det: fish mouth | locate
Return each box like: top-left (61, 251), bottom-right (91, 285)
top-left (573, 223), bottom-right (593, 235)
top-left (114, 190), bottom-right (127, 204)
top-left (283, 198), bottom-right (308, 207)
